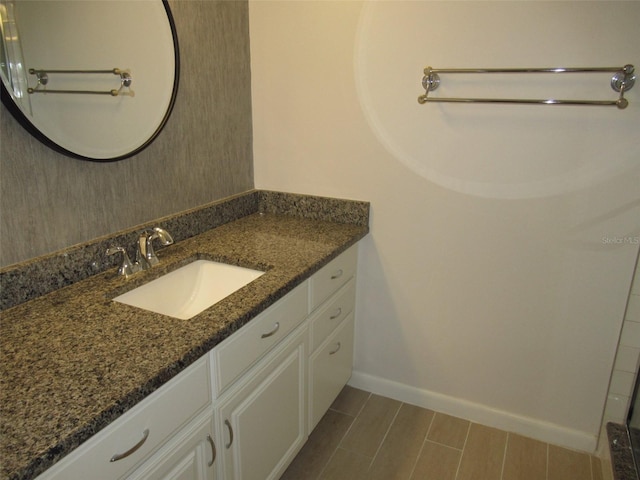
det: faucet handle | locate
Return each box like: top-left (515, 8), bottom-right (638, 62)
top-left (106, 246), bottom-right (141, 278)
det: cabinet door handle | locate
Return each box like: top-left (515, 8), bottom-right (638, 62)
top-left (261, 322), bottom-right (280, 339)
top-left (224, 419), bottom-right (234, 449)
top-left (329, 307), bottom-right (342, 320)
top-left (207, 434), bottom-right (216, 466)
top-left (331, 269), bottom-right (344, 280)
top-left (110, 429), bottom-right (149, 462)
top-left (329, 342), bottom-right (341, 355)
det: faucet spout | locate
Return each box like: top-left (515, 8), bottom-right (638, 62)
top-left (137, 227), bottom-right (174, 269)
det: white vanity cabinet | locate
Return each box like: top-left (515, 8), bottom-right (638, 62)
top-left (210, 244), bottom-right (358, 479)
top-left (34, 357), bottom-right (215, 480)
top-left (210, 282), bottom-right (308, 398)
top-left (214, 326), bottom-right (307, 480)
top-left (33, 244), bottom-right (359, 480)
top-left (126, 411), bottom-right (215, 480)
top-left (211, 245), bottom-right (359, 478)
top-left (210, 281), bottom-right (309, 480)
top-left (307, 248), bottom-right (358, 432)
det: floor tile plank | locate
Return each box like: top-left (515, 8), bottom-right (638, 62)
top-left (339, 394), bottom-right (401, 458)
top-left (410, 441), bottom-right (461, 480)
top-left (367, 403), bottom-right (434, 480)
top-left (548, 444), bottom-right (593, 480)
top-left (502, 433), bottom-right (547, 480)
top-left (427, 412), bottom-right (470, 450)
top-left (591, 455), bottom-right (605, 480)
top-left (330, 386), bottom-right (370, 417)
top-left (456, 423), bottom-right (507, 480)
top-left (318, 448), bottom-right (371, 480)
top-left (280, 409), bottom-right (354, 480)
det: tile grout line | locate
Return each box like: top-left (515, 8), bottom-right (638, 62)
top-left (332, 391), bottom-right (371, 450)
top-left (406, 409), bottom-right (437, 480)
top-left (365, 401), bottom-right (403, 472)
top-left (317, 392), bottom-right (373, 480)
top-left (454, 421), bottom-right (473, 480)
top-left (499, 432), bottom-right (510, 480)
top-left (328, 391), bottom-right (372, 419)
top-left (315, 438), bottom-right (341, 480)
top-left (546, 442), bottom-right (549, 480)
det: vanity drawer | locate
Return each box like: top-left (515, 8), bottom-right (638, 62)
top-left (36, 357), bottom-right (210, 480)
top-left (212, 281), bottom-right (308, 397)
top-left (310, 245), bottom-right (357, 311)
top-left (309, 278), bottom-right (355, 352)
top-left (309, 313), bottom-right (355, 431)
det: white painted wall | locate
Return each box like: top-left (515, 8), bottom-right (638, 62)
top-left (249, 0), bottom-right (640, 452)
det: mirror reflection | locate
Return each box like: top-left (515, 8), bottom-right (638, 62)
top-left (0, 0), bottom-right (179, 161)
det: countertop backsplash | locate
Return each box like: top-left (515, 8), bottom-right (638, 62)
top-left (0, 190), bottom-right (369, 311)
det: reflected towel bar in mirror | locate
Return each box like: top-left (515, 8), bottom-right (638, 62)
top-left (0, 0), bottom-right (178, 161)
top-left (27, 68), bottom-right (134, 97)
top-left (418, 65), bottom-right (635, 109)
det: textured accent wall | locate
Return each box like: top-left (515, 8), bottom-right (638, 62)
top-left (0, 0), bottom-right (254, 267)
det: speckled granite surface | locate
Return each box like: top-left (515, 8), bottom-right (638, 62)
top-left (0, 190), bottom-right (369, 311)
top-left (0, 191), bottom-right (259, 311)
top-left (608, 423), bottom-right (640, 480)
top-left (0, 192), bottom-right (369, 480)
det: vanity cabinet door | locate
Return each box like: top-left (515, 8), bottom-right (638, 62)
top-left (309, 314), bottom-right (355, 431)
top-left (216, 326), bottom-right (307, 480)
top-left (127, 411), bottom-right (216, 480)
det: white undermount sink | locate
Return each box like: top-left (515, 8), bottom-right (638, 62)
top-left (113, 260), bottom-right (265, 320)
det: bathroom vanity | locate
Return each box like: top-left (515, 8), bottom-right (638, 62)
top-left (0, 191), bottom-right (369, 480)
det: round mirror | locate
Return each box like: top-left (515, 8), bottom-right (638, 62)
top-left (0, 0), bottom-right (179, 162)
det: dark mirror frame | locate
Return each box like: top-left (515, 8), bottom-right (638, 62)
top-left (0, 0), bottom-right (180, 163)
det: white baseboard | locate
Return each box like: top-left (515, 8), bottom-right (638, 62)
top-left (348, 370), bottom-right (598, 454)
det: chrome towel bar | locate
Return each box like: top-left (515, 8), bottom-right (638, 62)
top-left (27, 68), bottom-right (134, 97)
top-left (418, 65), bottom-right (635, 109)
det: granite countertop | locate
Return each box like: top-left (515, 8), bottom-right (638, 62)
top-left (0, 211), bottom-right (368, 480)
top-left (607, 423), bottom-right (639, 480)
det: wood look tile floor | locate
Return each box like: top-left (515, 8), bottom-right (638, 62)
top-left (280, 386), bottom-right (608, 480)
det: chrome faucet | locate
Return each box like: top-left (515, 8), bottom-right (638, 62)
top-left (106, 227), bottom-right (174, 277)
top-left (136, 227), bottom-right (174, 269)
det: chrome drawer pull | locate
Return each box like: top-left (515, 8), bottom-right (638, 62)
top-left (207, 434), bottom-right (216, 466)
top-left (329, 342), bottom-right (341, 355)
top-left (330, 269), bottom-right (344, 280)
top-left (110, 429), bottom-right (149, 462)
top-left (261, 322), bottom-right (280, 339)
top-left (329, 308), bottom-right (342, 320)
top-left (224, 419), bottom-right (234, 448)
